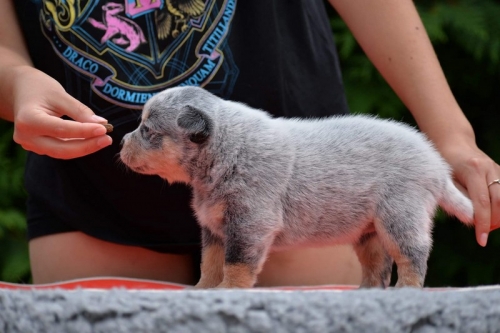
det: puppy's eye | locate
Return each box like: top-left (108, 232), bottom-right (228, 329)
top-left (140, 125), bottom-right (153, 139)
top-left (141, 125), bottom-right (157, 140)
top-left (139, 124), bottom-right (163, 149)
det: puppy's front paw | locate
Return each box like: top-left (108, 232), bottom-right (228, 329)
top-left (216, 280), bottom-right (249, 289)
top-left (215, 278), bottom-right (255, 289)
top-left (194, 278), bottom-right (220, 289)
top-left (215, 264), bottom-right (257, 289)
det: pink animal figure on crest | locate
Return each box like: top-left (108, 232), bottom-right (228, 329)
top-left (88, 2), bottom-right (146, 52)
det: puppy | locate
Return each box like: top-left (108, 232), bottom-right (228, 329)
top-left (120, 86), bottom-right (474, 289)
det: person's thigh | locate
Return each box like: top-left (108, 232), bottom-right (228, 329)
top-left (30, 233), bottom-right (362, 287)
top-left (256, 245), bottom-right (362, 287)
top-left (29, 231), bottom-right (198, 285)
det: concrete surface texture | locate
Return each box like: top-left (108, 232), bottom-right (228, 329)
top-left (1, 287), bottom-right (500, 333)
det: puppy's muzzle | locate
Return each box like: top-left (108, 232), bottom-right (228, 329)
top-left (119, 132), bottom-right (147, 173)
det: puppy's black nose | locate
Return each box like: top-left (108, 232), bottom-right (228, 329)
top-left (120, 133), bottom-right (130, 147)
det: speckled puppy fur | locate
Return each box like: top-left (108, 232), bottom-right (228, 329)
top-left (120, 86), bottom-right (474, 289)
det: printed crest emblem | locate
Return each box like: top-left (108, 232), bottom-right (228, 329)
top-left (40, 0), bottom-right (239, 109)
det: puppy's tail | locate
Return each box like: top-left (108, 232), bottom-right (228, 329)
top-left (439, 178), bottom-right (474, 225)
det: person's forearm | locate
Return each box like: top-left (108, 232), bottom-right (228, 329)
top-left (0, 0), bottom-right (34, 122)
top-left (328, 0), bottom-right (475, 147)
top-left (0, 50), bottom-right (34, 122)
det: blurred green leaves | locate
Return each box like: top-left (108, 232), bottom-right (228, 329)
top-left (0, 121), bottom-right (30, 282)
top-left (330, 0), bottom-right (500, 286)
top-left (420, 0), bottom-right (500, 70)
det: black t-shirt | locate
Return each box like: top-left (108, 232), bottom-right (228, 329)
top-left (15, 0), bottom-right (349, 253)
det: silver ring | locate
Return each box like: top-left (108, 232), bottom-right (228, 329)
top-left (488, 179), bottom-right (500, 187)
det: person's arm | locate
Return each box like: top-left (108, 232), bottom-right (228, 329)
top-left (328, 0), bottom-right (500, 246)
top-left (0, 0), bottom-right (112, 159)
top-left (0, 0), bottom-right (32, 121)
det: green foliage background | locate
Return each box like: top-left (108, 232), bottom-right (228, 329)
top-left (0, 122), bottom-right (29, 283)
top-left (0, 0), bottom-right (499, 286)
top-left (330, 0), bottom-right (500, 286)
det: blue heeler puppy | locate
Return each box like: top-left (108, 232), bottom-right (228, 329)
top-left (120, 86), bottom-right (474, 288)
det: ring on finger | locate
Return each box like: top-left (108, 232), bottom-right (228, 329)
top-left (488, 179), bottom-right (500, 187)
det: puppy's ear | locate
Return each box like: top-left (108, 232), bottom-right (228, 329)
top-left (176, 105), bottom-right (212, 144)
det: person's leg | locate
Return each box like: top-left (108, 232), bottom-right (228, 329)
top-left (30, 232), bottom-right (361, 286)
top-left (29, 231), bottom-right (198, 285)
top-left (256, 245), bottom-right (362, 287)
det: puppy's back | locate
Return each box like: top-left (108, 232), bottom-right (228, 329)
top-left (272, 115), bottom-right (452, 238)
top-left (282, 115), bottom-right (447, 184)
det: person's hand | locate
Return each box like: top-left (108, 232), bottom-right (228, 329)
top-left (437, 136), bottom-right (500, 247)
top-left (11, 66), bottom-right (112, 159)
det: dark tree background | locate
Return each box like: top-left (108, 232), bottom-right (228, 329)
top-left (329, 0), bottom-right (500, 286)
top-left (1, 0), bottom-right (499, 286)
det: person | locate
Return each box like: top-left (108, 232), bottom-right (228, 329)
top-left (0, 0), bottom-right (498, 286)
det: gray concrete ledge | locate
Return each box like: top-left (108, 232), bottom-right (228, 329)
top-left (1, 287), bottom-right (500, 332)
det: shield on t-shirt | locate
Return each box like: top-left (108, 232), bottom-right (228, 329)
top-left (39, 0), bottom-right (239, 109)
